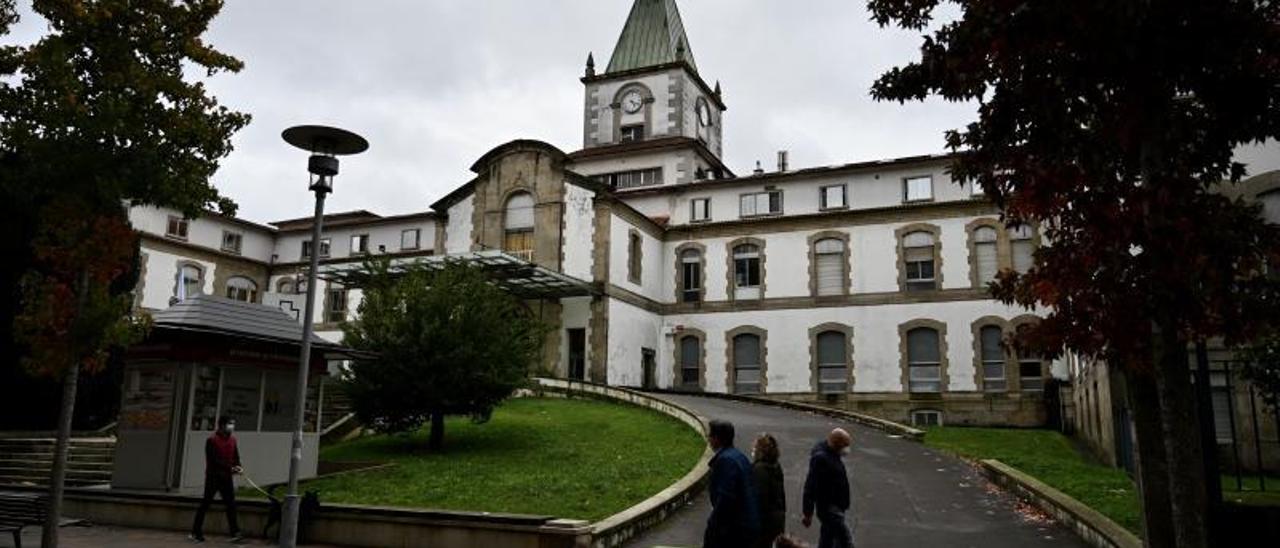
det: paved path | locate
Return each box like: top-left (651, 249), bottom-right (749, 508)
top-left (628, 394), bottom-right (1088, 548)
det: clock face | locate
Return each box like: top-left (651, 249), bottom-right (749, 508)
top-left (622, 91), bottom-right (644, 114)
top-left (696, 98), bottom-right (712, 127)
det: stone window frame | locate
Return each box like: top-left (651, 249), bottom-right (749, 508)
top-left (895, 223), bottom-right (944, 292)
top-left (611, 83), bottom-right (655, 143)
top-left (276, 277), bottom-right (296, 294)
top-left (627, 229), bottom-right (643, 285)
top-left (725, 325), bottom-right (769, 394)
top-left (725, 237), bottom-right (767, 302)
top-left (970, 316), bottom-right (1013, 393)
top-left (965, 218), bottom-right (1011, 289)
top-left (808, 230), bottom-right (852, 297)
top-left (809, 322), bottom-right (855, 394)
top-left (1009, 314), bottom-right (1049, 392)
top-left (671, 327), bottom-right (707, 392)
top-left (172, 260), bottom-right (205, 301)
top-left (898, 318), bottom-right (950, 394)
top-left (501, 187), bottom-right (537, 260)
top-left (673, 242), bottom-right (706, 303)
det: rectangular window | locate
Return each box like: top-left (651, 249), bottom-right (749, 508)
top-left (627, 232), bottom-right (642, 284)
top-left (400, 229), bottom-right (421, 250)
top-left (904, 249), bottom-right (936, 291)
top-left (682, 261), bottom-right (702, 302)
top-left (690, 198), bottom-right (711, 222)
top-left (975, 241), bottom-right (999, 285)
top-left (302, 238), bottom-right (331, 259)
top-left (620, 124), bottom-right (644, 143)
top-left (904, 176), bottom-right (934, 203)
top-left (220, 368), bottom-right (261, 432)
top-left (912, 410), bottom-right (942, 427)
top-left (326, 288), bottom-right (347, 323)
top-left (166, 216), bottom-right (189, 240)
top-left (680, 337), bottom-right (700, 388)
top-left (907, 328), bottom-right (943, 393)
top-left (1019, 358), bottom-right (1044, 391)
top-left (820, 184), bottom-right (847, 210)
top-left (597, 168), bottom-right (663, 190)
top-left (220, 231), bottom-right (243, 254)
top-left (260, 371), bottom-right (299, 432)
top-left (980, 326), bottom-right (1007, 392)
top-left (739, 190), bottom-right (782, 217)
top-left (351, 234), bottom-right (370, 255)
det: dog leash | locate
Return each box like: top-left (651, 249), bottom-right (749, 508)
top-left (238, 469), bottom-right (274, 499)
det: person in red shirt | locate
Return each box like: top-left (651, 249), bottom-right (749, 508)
top-left (190, 415), bottom-right (243, 543)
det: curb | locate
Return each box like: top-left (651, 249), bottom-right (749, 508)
top-left (645, 389), bottom-right (925, 441)
top-left (531, 378), bottom-right (713, 548)
top-left (979, 459), bottom-right (1141, 548)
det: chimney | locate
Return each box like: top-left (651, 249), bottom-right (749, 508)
top-left (753, 161), bottom-right (764, 175)
top-left (777, 150), bottom-right (789, 172)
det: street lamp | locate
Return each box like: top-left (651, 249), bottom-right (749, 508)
top-left (279, 125), bottom-right (368, 548)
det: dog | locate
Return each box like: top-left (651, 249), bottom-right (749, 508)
top-left (261, 486), bottom-right (321, 543)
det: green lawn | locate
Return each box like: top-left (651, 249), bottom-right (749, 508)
top-left (924, 427), bottom-right (1144, 534)
top-left (1221, 474), bottom-right (1280, 507)
top-left (285, 397), bottom-right (704, 521)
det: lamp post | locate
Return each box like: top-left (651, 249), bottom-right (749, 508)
top-left (279, 125), bottom-right (368, 548)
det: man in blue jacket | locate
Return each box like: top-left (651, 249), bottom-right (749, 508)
top-left (703, 419), bottom-right (760, 547)
top-left (802, 427), bottom-right (854, 548)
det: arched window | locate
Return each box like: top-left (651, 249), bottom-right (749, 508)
top-left (1261, 189), bottom-right (1280, 225)
top-left (177, 264), bottom-right (203, 301)
top-left (973, 226), bottom-right (999, 285)
top-left (679, 248), bottom-right (703, 302)
top-left (732, 243), bottom-right (761, 299)
top-left (903, 231), bottom-right (937, 291)
top-left (906, 327), bottom-right (942, 393)
top-left (503, 192), bottom-right (535, 261)
top-left (732, 333), bottom-right (762, 394)
top-left (813, 238), bottom-right (845, 296)
top-left (679, 336), bottom-right (701, 389)
top-left (1009, 225), bottom-right (1035, 274)
top-left (979, 325), bottom-right (1007, 392)
top-left (277, 278), bottom-right (295, 294)
top-left (225, 276), bottom-right (258, 303)
top-left (816, 331), bottom-right (848, 394)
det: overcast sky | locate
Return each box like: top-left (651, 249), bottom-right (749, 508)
top-left (5, 1), bottom-right (981, 223)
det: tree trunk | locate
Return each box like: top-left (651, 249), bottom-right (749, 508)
top-left (42, 271), bottom-right (88, 548)
top-left (428, 411), bottom-right (445, 451)
top-left (1126, 365), bottom-right (1175, 548)
top-left (1154, 326), bottom-right (1210, 548)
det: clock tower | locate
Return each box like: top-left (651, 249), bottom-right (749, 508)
top-left (572, 0), bottom-right (730, 189)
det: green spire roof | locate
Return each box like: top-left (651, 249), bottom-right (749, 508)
top-left (605, 0), bottom-right (698, 75)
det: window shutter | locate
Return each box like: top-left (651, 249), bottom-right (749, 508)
top-left (816, 253), bottom-right (843, 295)
top-left (1012, 240), bottom-right (1034, 273)
top-left (976, 242), bottom-right (999, 283)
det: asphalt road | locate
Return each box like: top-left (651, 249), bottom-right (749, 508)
top-left (628, 394), bottom-right (1089, 548)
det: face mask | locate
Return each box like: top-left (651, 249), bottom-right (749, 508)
top-left (223, 423), bottom-right (235, 434)
top-left (840, 446), bottom-right (850, 457)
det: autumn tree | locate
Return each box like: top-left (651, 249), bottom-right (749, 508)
top-left (340, 259), bottom-right (548, 451)
top-left (0, 2), bottom-right (248, 545)
top-left (867, 1), bottom-right (1280, 547)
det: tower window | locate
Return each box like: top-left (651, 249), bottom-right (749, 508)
top-left (620, 124), bottom-right (645, 143)
top-left (595, 168), bottom-right (662, 190)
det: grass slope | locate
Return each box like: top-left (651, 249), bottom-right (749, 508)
top-left (301, 397), bottom-right (704, 521)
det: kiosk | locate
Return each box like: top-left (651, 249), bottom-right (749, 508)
top-left (112, 295), bottom-right (356, 492)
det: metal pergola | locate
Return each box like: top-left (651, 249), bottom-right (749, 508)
top-left (319, 250), bottom-right (597, 299)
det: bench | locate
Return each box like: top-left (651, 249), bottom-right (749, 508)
top-left (0, 492), bottom-right (46, 548)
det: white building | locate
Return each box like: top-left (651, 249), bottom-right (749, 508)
top-left (128, 0), bottom-right (1280, 428)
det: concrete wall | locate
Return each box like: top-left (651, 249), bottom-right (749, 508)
top-left (445, 193), bottom-right (475, 254)
top-left (609, 213), bottom-right (666, 302)
top-left (561, 184), bottom-right (596, 280)
top-left (606, 299), bottom-right (663, 388)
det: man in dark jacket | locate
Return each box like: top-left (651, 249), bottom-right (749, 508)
top-left (190, 416), bottom-right (243, 543)
top-left (703, 419), bottom-right (760, 547)
top-left (802, 428), bottom-right (854, 548)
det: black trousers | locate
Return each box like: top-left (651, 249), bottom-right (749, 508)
top-left (192, 474), bottom-right (239, 536)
